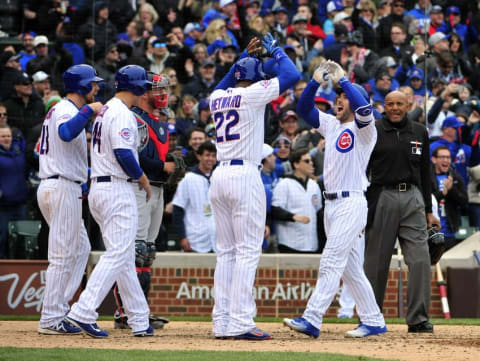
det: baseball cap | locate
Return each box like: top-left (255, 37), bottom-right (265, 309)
top-left (333, 12), bottom-right (351, 23)
top-left (184, 22), bottom-right (203, 34)
top-left (292, 14), bottom-right (308, 24)
top-left (281, 110), bottom-right (299, 121)
top-left (378, 0), bottom-right (389, 7)
top-left (273, 6), bottom-right (288, 14)
top-left (273, 135), bottom-right (292, 147)
top-left (442, 116), bottom-right (462, 129)
top-left (334, 24), bottom-right (349, 39)
top-left (446, 6), bottom-right (460, 16)
top-left (428, 32), bottom-right (448, 46)
top-left (347, 31), bottom-right (363, 46)
top-left (327, 0), bottom-right (345, 12)
top-left (409, 68), bottom-right (424, 80)
top-left (167, 123), bottom-right (177, 134)
top-left (32, 71), bottom-right (50, 83)
top-left (259, 8), bottom-right (273, 17)
top-left (45, 95), bottom-right (61, 112)
top-left (430, 5), bottom-right (443, 14)
top-left (380, 56), bottom-right (397, 68)
top-left (198, 98), bottom-right (210, 111)
top-left (34, 35), bottom-right (49, 47)
top-left (200, 58), bottom-right (216, 67)
top-left (0, 51), bottom-right (21, 66)
top-left (314, 96), bottom-right (332, 109)
top-left (262, 144), bottom-right (274, 160)
top-left (220, 0), bottom-right (235, 7)
top-left (375, 71), bottom-right (391, 81)
top-left (14, 72), bottom-right (32, 85)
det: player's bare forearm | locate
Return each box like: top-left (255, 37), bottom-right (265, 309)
top-left (138, 173), bottom-right (152, 202)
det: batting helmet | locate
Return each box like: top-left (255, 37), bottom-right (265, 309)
top-left (63, 64), bottom-right (103, 95)
top-left (233, 56), bottom-right (265, 83)
top-left (115, 65), bottom-right (151, 96)
top-left (336, 83), bottom-right (370, 103)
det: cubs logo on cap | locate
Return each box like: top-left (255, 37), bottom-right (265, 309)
top-left (336, 129), bottom-right (354, 153)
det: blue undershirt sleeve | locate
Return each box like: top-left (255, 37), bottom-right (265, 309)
top-left (172, 205), bottom-right (187, 240)
top-left (58, 105), bottom-right (93, 142)
top-left (296, 80), bottom-right (321, 128)
top-left (113, 148), bottom-right (143, 179)
top-left (273, 49), bottom-right (302, 94)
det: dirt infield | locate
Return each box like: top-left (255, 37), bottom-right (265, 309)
top-left (0, 321), bottom-right (479, 361)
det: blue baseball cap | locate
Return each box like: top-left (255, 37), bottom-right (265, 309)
top-left (442, 116), bottom-right (462, 129)
top-left (259, 8), bottom-right (273, 17)
top-left (446, 6), bottom-right (460, 16)
top-left (167, 123), bottom-right (177, 134)
top-left (409, 68), bottom-right (424, 80)
top-left (198, 98), bottom-right (210, 111)
top-left (273, 6), bottom-right (288, 14)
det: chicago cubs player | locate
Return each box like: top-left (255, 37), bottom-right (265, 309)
top-left (37, 64), bottom-right (103, 335)
top-left (209, 34), bottom-right (301, 340)
top-left (66, 65), bottom-right (153, 338)
top-left (114, 72), bottom-right (174, 330)
top-left (283, 60), bottom-right (387, 338)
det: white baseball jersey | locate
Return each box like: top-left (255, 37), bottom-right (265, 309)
top-left (301, 106), bottom-right (385, 331)
top-left (90, 97), bottom-right (138, 179)
top-left (210, 78), bottom-right (280, 163)
top-left (173, 171), bottom-right (216, 253)
top-left (37, 98), bottom-right (91, 330)
top-left (316, 112), bottom-right (376, 193)
top-left (209, 78), bottom-right (280, 338)
top-left (272, 177), bottom-right (322, 252)
top-left (39, 99), bottom-right (88, 183)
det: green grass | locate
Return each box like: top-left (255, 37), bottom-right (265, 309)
top-left (1, 315), bottom-right (480, 325)
top-left (0, 348), bottom-right (396, 361)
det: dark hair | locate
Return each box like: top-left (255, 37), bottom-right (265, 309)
top-left (449, 33), bottom-right (464, 53)
top-left (188, 127), bottom-right (206, 140)
top-left (432, 146), bottom-right (450, 157)
top-left (391, 22), bottom-right (407, 34)
top-left (197, 140), bottom-right (216, 155)
top-left (436, 50), bottom-right (454, 67)
top-left (289, 147), bottom-right (309, 168)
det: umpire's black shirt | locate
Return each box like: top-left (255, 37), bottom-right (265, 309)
top-left (367, 115), bottom-right (432, 214)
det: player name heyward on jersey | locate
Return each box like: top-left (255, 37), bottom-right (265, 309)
top-left (39, 99), bottom-right (88, 183)
top-left (210, 78), bottom-right (280, 164)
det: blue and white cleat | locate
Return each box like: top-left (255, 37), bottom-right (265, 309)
top-left (37, 320), bottom-right (82, 335)
top-left (66, 316), bottom-right (108, 338)
top-left (133, 325), bottom-right (154, 337)
top-left (232, 327), bottom-right (271, 340)
top-left (283, 317), bottom-right (320, 338)
top-left (345, 323), bottom-right (387, 338)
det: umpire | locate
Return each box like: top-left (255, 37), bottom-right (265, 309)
top-left (364, 90), bottom-right (440, 333)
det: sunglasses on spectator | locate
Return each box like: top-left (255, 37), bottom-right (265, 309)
top-left (301, 158), bottom-right (312, 164)
top-left (154, 43), bottom-right (167, 48)
top-left (275, 143), bottom-right (291, 149)
top-left (0, 113), bottom-right (7, 117)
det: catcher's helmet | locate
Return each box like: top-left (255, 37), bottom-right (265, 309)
top-left (150, 72), bottom-right (170, 108)
top-left (63, 64), bottom-right (103, 95)
top-left (233, 57), bottom-right (265, 83)
top-left (115, 65), bottom-right (151, 96)
top-left (336, 83), bottom-right (370, 103)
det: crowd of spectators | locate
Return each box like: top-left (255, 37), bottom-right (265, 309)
top-left (0, 0), bottom-right (480, 259)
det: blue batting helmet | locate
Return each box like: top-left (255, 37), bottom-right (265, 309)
top-left (233, 57), bottom-right (265, 83)
top-left (63, 64), bottom-right (103, 95)
top-left (336, 83), bottom-right (370, 103)
top-left (115, 65), bottom-right (151, 96)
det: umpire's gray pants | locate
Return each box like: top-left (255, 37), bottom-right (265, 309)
top-left (365, 186), bottom-right (431, 326)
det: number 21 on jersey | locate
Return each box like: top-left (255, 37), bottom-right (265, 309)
top-left (214, 110), bottom-right (240, 143)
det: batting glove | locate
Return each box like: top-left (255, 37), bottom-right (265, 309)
top-left (313, 61), bottom-right (331, 87)
top-left (326, 60), bottom-right (346, 85)
top-left (262, 33), bottom-right (282, 58)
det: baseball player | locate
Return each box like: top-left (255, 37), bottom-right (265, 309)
top-left (66, 65), bottom-right (153, 338)
top-left (283, 60), bottom-right (387, 338)
top-left (172, 140), bottom-right (217, 253)
top-left (113, 72), bottom-right (175, 330)
top-left (209, 34), bottom-right (301, 340)
top-left (37, 64), bottom-right (103, 335)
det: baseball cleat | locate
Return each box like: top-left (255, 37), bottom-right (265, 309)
top-left (283, 317), bottom-right (320, 338)
top-left (66, 316), bottom-right (108, 338)
top-left (37, 320), bottom-right (82, 335)
top-left (345, 323), bottom-right (387, 338)
top-left (232, 327), bottom-right (271, 340)
top-left (133, 325), bottom-right (154, 337)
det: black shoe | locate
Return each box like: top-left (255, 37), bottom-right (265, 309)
top-left (408, 321), bottom-right (434, 333)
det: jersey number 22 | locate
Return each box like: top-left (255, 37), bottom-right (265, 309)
top-left (214, 110), bottom-right (240, 143)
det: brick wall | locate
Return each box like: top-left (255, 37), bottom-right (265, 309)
top-left (149, 266), bottom-right (442, 318)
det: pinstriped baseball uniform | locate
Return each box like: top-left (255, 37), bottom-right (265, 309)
top-left (302, 109), bottom-right (385, 329)
top-left (68, 97), bottom-right (149, 333)
top-left (172, 171), bottom-right (216, 253)
top-left (209, 78), bottom-right (280, 337)
top-left (37, 99), bottom-right (91, 328)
